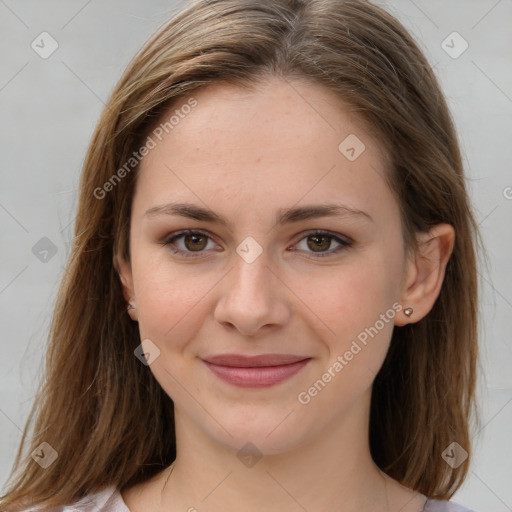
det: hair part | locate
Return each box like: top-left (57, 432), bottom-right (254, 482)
top-left (1, 0), bottom-right (480, 509)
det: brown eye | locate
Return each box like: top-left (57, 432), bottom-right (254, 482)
top-left (163, 230), bottom-right (218, 257)
top-left (292, 230), bottom-right (352, 258)
top-left (183, 233), bottom-right (208, 251)
top-left (307, 234), bottom-right (332, 252)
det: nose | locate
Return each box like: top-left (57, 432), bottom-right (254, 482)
top-left (213, 251), bottom-right (291, 336)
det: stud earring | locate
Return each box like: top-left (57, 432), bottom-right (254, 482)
top-left (404, 307), bottom-right (413, 317)
top-left (127, 303), bottom-right (136, 312)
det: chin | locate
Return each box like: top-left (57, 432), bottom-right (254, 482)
top-left (204, 408), bottom-right (310, 457)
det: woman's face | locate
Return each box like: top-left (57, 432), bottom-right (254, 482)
top-left (119, 76), bottom-right (412, 454)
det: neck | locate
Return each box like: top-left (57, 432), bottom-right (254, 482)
top-left (158, 391), bottom-right (394, 512)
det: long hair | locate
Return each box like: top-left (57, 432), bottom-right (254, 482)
top-left (1, 0), bottom-right (480, 509)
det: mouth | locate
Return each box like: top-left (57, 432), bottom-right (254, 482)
top-left (202, 353), bottom-right (312, 388)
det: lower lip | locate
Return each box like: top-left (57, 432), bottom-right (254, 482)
top-left (203, 359), bottom-right (311, 388)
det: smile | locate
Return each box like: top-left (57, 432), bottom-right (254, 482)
top-left (202, 354), bottom-right (312, 388)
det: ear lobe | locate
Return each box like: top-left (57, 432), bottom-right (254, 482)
top-left (395, 223), bottom-right (455, 326)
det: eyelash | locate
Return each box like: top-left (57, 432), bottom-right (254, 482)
top-left (161, 229), bottom-right (353, 259)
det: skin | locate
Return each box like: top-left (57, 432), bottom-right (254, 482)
top-left (117, 76), bottom-right (455, 512)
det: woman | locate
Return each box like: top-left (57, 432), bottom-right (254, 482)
top-left (1, 0), bottom-right (479, 510)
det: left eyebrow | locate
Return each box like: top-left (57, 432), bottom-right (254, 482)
top-left (144, 202), bottom-right (373, 228)
top-left (276, 204), bottom-right (373, 224)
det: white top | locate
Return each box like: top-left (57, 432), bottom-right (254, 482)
top-left (21, 485), bottom-right (476, 511)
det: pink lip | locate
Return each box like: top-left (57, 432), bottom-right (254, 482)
top-left (202, 354), bottom-right (311, 388)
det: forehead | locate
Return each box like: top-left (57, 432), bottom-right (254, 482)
top-left (148, 77), bottom-right (384, 160)
top-left (134, 77), bottom-right (395, 222)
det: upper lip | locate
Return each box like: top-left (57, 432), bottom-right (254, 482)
top-left (202, 354), bottom-right (310, 367)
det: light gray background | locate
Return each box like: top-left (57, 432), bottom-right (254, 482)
top-left (0, 1), bottom-right (511, 510)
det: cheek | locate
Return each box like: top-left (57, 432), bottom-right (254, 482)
top-left (131, 257), bottom-right (215, 348)
top-left (293, 265), bottom-right (400, 415)
top-left (291, 253), bottom-right (402, 342)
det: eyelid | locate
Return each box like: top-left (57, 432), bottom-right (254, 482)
top-left (161, 229), bottom-right (221, 258)
top-left (161, 229), bottom-right (353, 258)
top-left (293, 229), bottom-right (352, 245)
top-left (289, 229), bottom-right (353, 258)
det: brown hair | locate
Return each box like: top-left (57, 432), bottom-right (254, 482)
top-left (1, 0), bottom-right (480, 509)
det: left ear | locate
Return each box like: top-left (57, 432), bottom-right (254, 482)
top-left (395, 223), bottom-right (455, 326)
